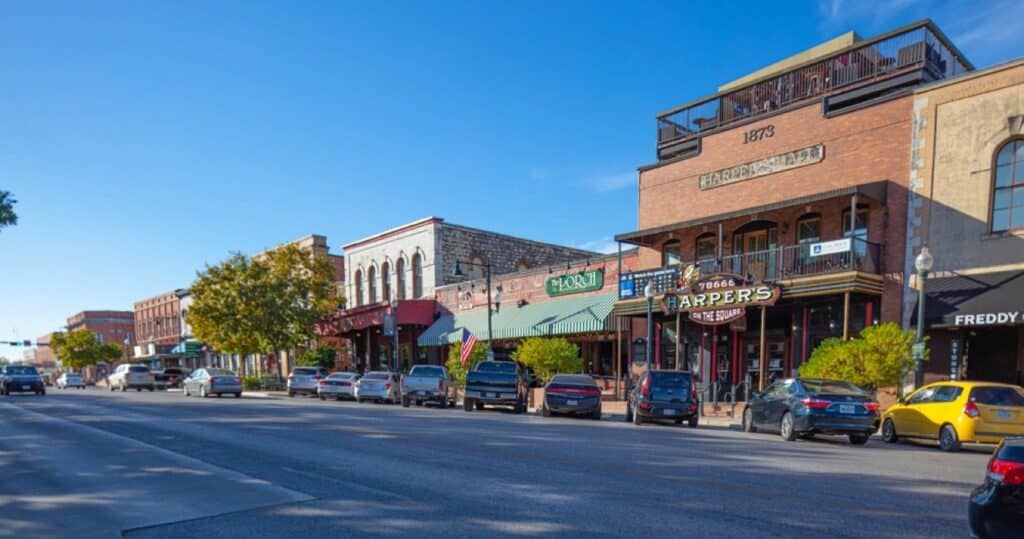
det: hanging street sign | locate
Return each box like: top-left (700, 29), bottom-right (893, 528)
top-left (547, 269), bottom-right (604, 297)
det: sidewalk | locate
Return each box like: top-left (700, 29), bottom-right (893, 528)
top-left (589, 400), bottom-right (740, 429)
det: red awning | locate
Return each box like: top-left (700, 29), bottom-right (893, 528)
top-left (317, 299), bottom-right (437, 335)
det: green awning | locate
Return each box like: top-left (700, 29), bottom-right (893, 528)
top-left (417, 292), bottom-right (618, 346)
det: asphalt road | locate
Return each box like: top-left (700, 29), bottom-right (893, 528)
top-left (0, 388), bottom-right (991, 538)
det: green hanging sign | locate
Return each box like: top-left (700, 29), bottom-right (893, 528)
top-left (546, 270), bottom-right (604, 297)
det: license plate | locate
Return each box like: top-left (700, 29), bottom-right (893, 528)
top-left (567, 399), bottom-right (578, 406)
top-left (997, 410), bottom-right (1013, 420)
top-left (488, 392), bottom-right (498, 398)
top-left (839, 404), bottom-right (855, 414)
top-left (21, 385), bottom-right (30, 390)
top-left (663, 409), bottom-right (677, 416)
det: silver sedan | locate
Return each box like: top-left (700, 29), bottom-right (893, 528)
top-left (183, 368), bottom-right (243, 398)
top-left (354, 372), bottom-right (400, 404)
top-left (318, 372), bottom-right (360, 401)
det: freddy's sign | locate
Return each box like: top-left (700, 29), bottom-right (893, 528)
top-left (662, 273), bottom-right (780, 325)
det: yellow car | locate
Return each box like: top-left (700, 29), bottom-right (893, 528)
top-left (881, 381), bottom-right (1024, 452)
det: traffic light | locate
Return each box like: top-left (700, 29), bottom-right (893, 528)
top-left (2, 340), bottom-right (32, 347)
top-left (23, 340), bottom-right (31, 347)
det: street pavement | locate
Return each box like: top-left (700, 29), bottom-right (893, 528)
top-left (0, 388), bottom-right (991, 538)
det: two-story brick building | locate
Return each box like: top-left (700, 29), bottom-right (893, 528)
top-left (612, 21), bottom-right (971, 395)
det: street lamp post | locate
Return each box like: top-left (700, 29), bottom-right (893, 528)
top-left (390, 297), bottom-right (400, 372)
top-left (913, 246), bottom-right (934, 388)
top-left (453, 260), bottom-right (496, 360)
top-left (644, 281), bottom-right (655, 371)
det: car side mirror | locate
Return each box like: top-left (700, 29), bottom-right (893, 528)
top-left (897, 397), bottom-right (906, 405)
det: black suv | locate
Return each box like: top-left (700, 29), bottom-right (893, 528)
top-left (625, 370), bottom-right (698, 427)
top-left (1, 365), bottom-right (46, 396)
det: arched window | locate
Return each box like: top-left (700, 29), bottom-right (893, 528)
top-left (368, 265), bottom-right (377, 304)
top-left (381, 261), bottom-right (391, 303)
top-left (662, 240), bottom-right (681, 266)
top-left (354, 269), bottom-right (364, 306)
top-left (993, 140), bottom-right (1024, 232)
top-left (396, 257), bottom-right (406, 300)
top-left (412, 253), bottom-right (424, 299)
top-left (796, 213), bottom-right (821, 244)
top-left (471, 253), bottom-right (487, 280)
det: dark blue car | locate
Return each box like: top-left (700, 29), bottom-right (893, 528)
top-left (742, 378), bottom-right (880, 445)
top-left (969, 437), bottom-right (1024, 538)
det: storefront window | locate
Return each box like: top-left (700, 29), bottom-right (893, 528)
top-left (662, 240), bottom-right (681, 266)
top-left (993, 140), bottom-right (1024, 232)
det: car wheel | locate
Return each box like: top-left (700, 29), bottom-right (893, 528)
top-left (939, 424), bottom-right (961, 452)
top-left (514, 398), bottom-right (525, 414)
top-left (136, 387), bottom-right (142, 392)
top-left (848, 433), bottom-right (870, 445)
top-left (120, 384), bottom-right (127, 392)
top-left (319, 394), bottom-right (326, 401)
top-left (592, 407), bottom-right (602, 420)
top-left (687, 415), bottom-right (698, 428)
top-left (356, 397), bottom-right (362, 403)
top-left (742, 408), bottom-right (757, 433)
top-left (633, 405), bottom-right (644, 425)
top-left (463, 398), bottom-right (473, 412)
top-left (200, 386), bottom-right (208, 398)
top-left (439, 397), bottom-right (448, 409)
top-left (881, 418), bottom-right (898, 443)
top-left (475, 401), bottom-right (485, 411)
top-left (780, 412), bottom-right (797, 442)
top-left (402, 396), bottom-right (411, 408)
top-left (108, 384), bottom-right (113, 392)
top-left (673, 418), bottom-right (684, 425)
top-left (183, 386), bottom-right (190, 397)
top-left (415, 400), bottom-right (422, 407)
top-left (236, 393), bottom-right (242, 398)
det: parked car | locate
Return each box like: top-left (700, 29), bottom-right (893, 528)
top-left (0, 365), bottom-right (46, 396)
top-left (354, 371), bottom-right (400, 404)
top-left (107, 364), bottom-right (155, 392)
top-left (287, 366), bottom-right (330, 397)
top-left (183, 368), bottom-right (242, 398)
top-left (882, 382), bottom-right (1024, 452)
top-left (541, 374), bottom-right (602, 419)
top-left (626, 370), bottom-right (698, 427)
top-left (401, 365), bottom-right (457, 408)
top-left (969, 437), bottom-right (1024, 538)
top-left (154, 367), bottom-right (188, 389)
top-left (463, 361), bottom-right (528, 413)
top-left (742, 378), bottom-right (879, 444)
top-left (56, 372), bottom-right (85, 389)
top-left (318, 372), bottom-right (360, 401)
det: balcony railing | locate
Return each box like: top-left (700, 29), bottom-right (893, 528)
top-left (618, 239), bottom-right (881, 299)
top-left (656, 23), bottom-right (969, 151)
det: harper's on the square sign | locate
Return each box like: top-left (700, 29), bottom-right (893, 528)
top-left (661, 273), bottom-right (780, 325)
top-left (698, 144), bottom-right (825, 190)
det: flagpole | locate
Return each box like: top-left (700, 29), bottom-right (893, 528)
top-left (485, 261), bottom-right (493, 360)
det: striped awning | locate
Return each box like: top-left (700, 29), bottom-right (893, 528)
top-left (417, 292), bottom-right (618, 346)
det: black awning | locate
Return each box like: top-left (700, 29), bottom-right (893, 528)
top-left (913, 270), bottom-right (1024, 328)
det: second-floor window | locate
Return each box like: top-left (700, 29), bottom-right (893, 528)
top-left (695, 234), bottom-right (716, 261)
top-left (412, 253), bottom-right (424, 298)
top-left (993, 139), bottom-right (1024, 232)
top-left (396, 258), bottom-right (406, 300)
top-left (368, 266), bottom-right (377, 303)
top-left (662, 240), bottom-right (681, 266)
top-left (381, 261), bottom-right (391, 303)
top-left (797, 214), bottom-right (821, 244)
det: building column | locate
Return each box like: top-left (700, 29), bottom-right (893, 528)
top-left (843, 291), bottom-right (851, 340)
top-left (759, 306), bottom-right (767, 391)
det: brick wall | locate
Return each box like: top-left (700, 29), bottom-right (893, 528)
top-left (67, 310), bottom-right (136, 347)
top-left (133, 293), bottom-right (182, 347)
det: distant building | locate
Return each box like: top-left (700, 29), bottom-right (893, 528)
top-left (133, 291), bottom-right (184, 366)
top-left (30, 332), bottom-right (57, 368)
top-left (67, 310), bottom-right (135, 349)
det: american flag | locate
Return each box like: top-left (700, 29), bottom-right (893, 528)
top-left (459, 328), bottom-right (477, 365)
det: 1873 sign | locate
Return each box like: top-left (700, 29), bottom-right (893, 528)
top-left (547, 269), bottom-right (604, 297)
top-left (698, 144), bottom-right (824, 190)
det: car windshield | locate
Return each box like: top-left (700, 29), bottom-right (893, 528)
top-left (6, 366), bottom-right (39, 375)
top-left (293, 368), bottom-right (318, 376)
top-left (550, 375), bottom-right (596, 387)
top-left (410, 366), bottom-right (444, 377)
top-left (129, 366), bottom-right (149, 373)
top-left (206, 369), bottom-right (234, 376)
top-left (164, 369), bottom-right (183, 374)
top-left (475, 362), bottom-right (516, 374)
top-left (800, 380), bottom-right (867, 396)
top-left (650, 372), bottom-right (692, 388)
top-left (970, 386), bottom-right (1024, 407)
top-left (363, 373), bottom-right (389, 380)
top-left (328, 373), bottom-right (356, 380)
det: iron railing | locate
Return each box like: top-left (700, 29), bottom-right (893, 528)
top-left (656, 23), bottom-right (969, 149)
top-left (618, 239), bottom-right (881, 299)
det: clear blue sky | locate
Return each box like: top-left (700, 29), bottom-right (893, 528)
top-left (2, 0), bottom-right (1022, 353)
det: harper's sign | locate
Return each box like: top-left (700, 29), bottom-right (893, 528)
top-left (953, 311), bottom-right (1024, 327)
top-left (547, 269), bottom-right (604, 297)
top-left (698, 144), bottom-right (825, 190)
top-left (661, 273), bottom-right (781, 325)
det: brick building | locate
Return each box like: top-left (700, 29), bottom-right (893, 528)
top-left (67, 310), bottom-right (135, 348)
top-left (31, 332), bottom-right (58, 368)
top-left (133, 291), bottom-right (183, 365)
top-left (612, 21), bottom-right (971, 394)
top-left (319, 217), bottom-right (598, 372)
top-left (419, 250), bottom-right (640, 388)
top-left (906, 59), bottom-right (1024, 387)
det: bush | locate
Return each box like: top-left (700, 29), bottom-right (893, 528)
top-left (445, 340), bottom-right (488, 387)
top-left (297, 346), bottom-right (336, 369)
top-left (242, 375), bottom-right (262, 390)
top-left (511, 337), bottom-right (581, 385)
top-left (799, 323), bottom-right (922, 390)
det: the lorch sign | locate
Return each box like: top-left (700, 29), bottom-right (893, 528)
top-left (953, 311), bottom-right (1023, 327)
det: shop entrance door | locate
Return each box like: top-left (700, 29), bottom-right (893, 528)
top-left (745, 339), bottom-right (787, 392)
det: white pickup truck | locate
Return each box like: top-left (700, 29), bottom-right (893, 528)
top-left (401, 365), bottom-right (457, 408)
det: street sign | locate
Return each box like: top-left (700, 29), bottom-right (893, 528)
top-left (382, 314), bottom-right (396, 337)
top-left (912, 342), bottom-right (925, 360)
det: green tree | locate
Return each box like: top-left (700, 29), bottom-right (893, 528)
top-left (511, 336), bottom-right (581, 384)
top-left (50, 330), bottom-right (122, 370)
top-left (799, 323), bottom-right (921, 390)
top-left (444, 340), bottom-right (488, 387)
top-left (187, 246), bottom-right (341, 378)
top-left (0, 190), bottom-right (17, 231)
top-left (298, 346), bottom-right (337, 369)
